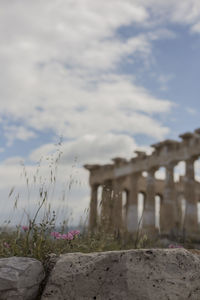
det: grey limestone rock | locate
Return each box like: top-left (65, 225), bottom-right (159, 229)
top-left (0, 256), bottom-right (45, 300)
top-left (41, 248), bottom-right (200, 300)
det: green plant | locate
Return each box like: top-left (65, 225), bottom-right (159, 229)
top-left (0, 139), bottom-right (171, 266)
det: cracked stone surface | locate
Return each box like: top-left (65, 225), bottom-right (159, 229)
top-left (0, 256), bottom-right (45, 300)
top-left (41, 248), bottom-right (200, 300)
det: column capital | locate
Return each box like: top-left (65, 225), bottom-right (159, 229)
top-left (112, 177), bottom-right (125, 187)
top-left (90, 183), bottom-right (99, 188)
top-left (130, 171), bottom-right (141, 179)
top-left (185, 156), bottom-right (198, 164)
top-left (147, 167), bottom-right (157, 176)
top-left (102, 179), bottom-right (112, 189)
top-left (164, 161), bottom-right (177, 169)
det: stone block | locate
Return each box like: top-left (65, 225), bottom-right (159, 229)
top-left (0, 256), bottom-right (45, 300)
top-left (42, 248), bottom-right (200, 300)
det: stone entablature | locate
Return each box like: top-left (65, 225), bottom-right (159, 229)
top-left (84, 128), bottom-right (200, 238)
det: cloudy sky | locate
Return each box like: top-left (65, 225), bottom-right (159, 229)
top-left (0, 0), bottom-right (200, 226)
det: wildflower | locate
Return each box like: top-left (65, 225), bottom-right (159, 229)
top-left (69, 230), bottom-right (80, 236)
top-left (60, 233), bottom-right (70, 240)
top-left (22, 226), bottom-right (29, 232)
top-left (50, 231), bottom-right (57, 237)
top-left (66, 232), bottom-right (74, 240)
top-left (51, 231), bottom-right (61, 239)
top-left (51, 230), bottom-right (80, 240)
top-left (60, 234), bottom-right (68, 240)
top-left (168, 244), bottom-right (183, 249)
top-left (3, 242), bottom-right (10, 248)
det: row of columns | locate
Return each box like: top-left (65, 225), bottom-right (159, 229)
top-left (89, 157), bottom-right (199, 237)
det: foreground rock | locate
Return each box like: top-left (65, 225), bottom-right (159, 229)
top-left (0, 256), bottom-right (45, 300)
top-left (42, 248), bottom-right (200, 300)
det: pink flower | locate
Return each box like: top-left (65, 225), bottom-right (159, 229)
top-left (3, 242), bottom-right (10, 248)
top-left (22, 226), bottom-right (29, 232)
top-left (168, 244), bottom-right (183, 249)
top-left (69, 230), bottom-right (80, 236)
top-left (51, 230), bottom-right (80, 240)
top-left (66, 232), bottom-right (74, 240)
top-left (50, 231), bottom-right (57, 237)
top-left (61, 233), bottom-right (74, 240)
top-left (60, 234), bottom-right (68, 239)
top-left (51, 231), bottom-right (62, 239)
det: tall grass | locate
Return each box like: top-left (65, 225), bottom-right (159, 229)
top-left (0, 139), bottom-right (83, 261)
top-left (0, 140), bottom-right (165, 265)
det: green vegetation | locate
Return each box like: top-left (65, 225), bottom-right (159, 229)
top-left (0, 140), bottom-right (185, 266)
top-left (0, 224), bottom-right (154, 264)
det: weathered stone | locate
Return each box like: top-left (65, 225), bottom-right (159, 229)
top-left (85, 128), bottom-right (200, 237)
top-left (0, 256), bottom-right (45, 300)
top-left (42, 248), bottom-right (200, 300)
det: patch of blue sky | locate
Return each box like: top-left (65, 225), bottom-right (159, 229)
top-left (110, 129), bottom-right (156, 147)
top-left (115, 22), bottom-right (149, 41)
top-left (0, 127), bottom-right (65, 164)
top-left (132, 134), bottom-right (157, 148)
top-left (116, 23), bottom-right (200, 140)
top-left (149, 26), bottom-right (200, 138)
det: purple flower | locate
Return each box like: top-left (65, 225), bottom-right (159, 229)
top-left (168, 244), bottom-right (183, 249)
top-left (50, 231), bottom-right (57, 237)
top-left (60, 232), bottom-right (73, 240)
top-left (51, 229), bottom-right (80, 240)
top-left (22, 226), bottom-right (29, 232)
top-left (60, 234), bottom-right (68, 239)
top-left (51, 231), bottom-right (61, 239)
top-left (66, 232), bottom-right (74, 240)
top-left (69, 230), bottom-right (80, 236)
top-left (3, 242), bottom-right (10, 248)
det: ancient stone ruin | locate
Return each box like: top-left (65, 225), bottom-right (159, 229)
top-left (84, 128), bottom-right (200, 238)
top-left (2, 249), bottom-right (200, 299)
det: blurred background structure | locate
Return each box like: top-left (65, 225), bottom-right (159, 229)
top-left (85, 129), bottom-right (200, 239)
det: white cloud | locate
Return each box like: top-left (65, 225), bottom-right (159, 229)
top-left (29, 133), bottom-right (139, 165)
top-left (0, 132), bottom-right (151, 225)
top-left (2, 0), bottom-right (200, 225)
top-left (0, 0), bottom-right (175, 146)
top-left (1, 134), bottom-right (200, 226)
top-left (2, 156), bottom-right (24, 166)
top-left (192, 22), bottom-right (200, 33)
top-left (0, 1), bottom-right (199, 143)
top-left (140, 0), bottom-right (200, 32)
top-left (4, 125), bottom-right (37, 146)
top-left (0, 153), bottom-right (89, 226)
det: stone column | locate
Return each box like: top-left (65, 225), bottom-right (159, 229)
top-left (143, 168), bottom-right (157, 235)
top-left (160, 162), bottom-right (176, 236)
top-left (184, 157), bottom-right (198, 235)
top-left (122, 190), bottom-right (128, 229)
top-left (89, 184), bottom-right (98, 232)
top-left (126, 173), bottom-right (140, 232)
top-left (112, 179), bottom-right (123, 236)
top-left (101, 180), bottom-right (113, 232)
